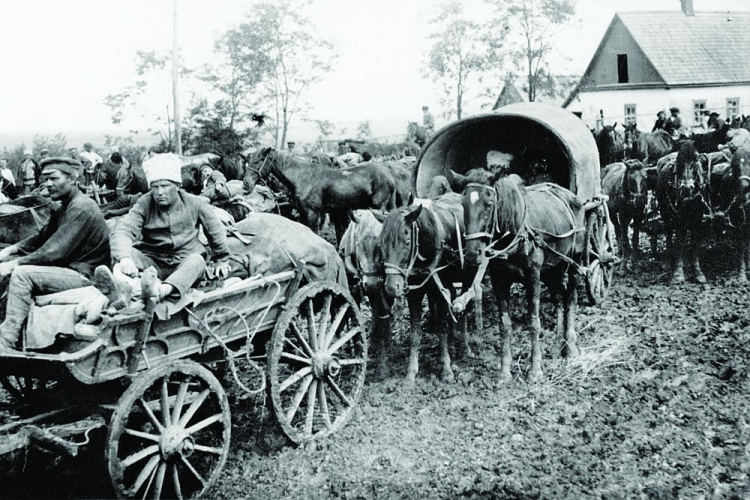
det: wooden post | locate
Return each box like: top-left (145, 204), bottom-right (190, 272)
top-left (172, 0), bottom-right (182, 155)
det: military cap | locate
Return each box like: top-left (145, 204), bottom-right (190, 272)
top-left (669, 107), bottom-right (680, 112)
top-left (709, 111), bottom-right (720, 117)
top-left (40, 157), bottom-right (81, 176)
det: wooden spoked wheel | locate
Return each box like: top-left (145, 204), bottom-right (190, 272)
top-left (0, 375), bottom-right (56, 405)
top-left (584, 208), bottom-right (615, 305)
top-left (107, 361), bottom-right (231, 499)
top-left (268, 282), bottom-right (367, 444)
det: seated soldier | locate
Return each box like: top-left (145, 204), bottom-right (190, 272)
top-left (0, 157), bottom-right (111, 351)
top-left (105, 153), bottom-right (230, 302)
top-left (198, 163), bottom-right (228, 201)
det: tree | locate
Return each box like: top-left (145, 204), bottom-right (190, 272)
top-left (104, 50), bottom-right (193, 150)
top-left (424, 0), bottom-right (503, 120)
top-left (220, 0), bottom-right (337, 148)
top-left (311, 119), bottom-right (335, 150)
top-left (487, 0), bottom-right (576, 102)
top-left (356, 120), bottom-right (373, 141)
top-left (181, 98), bottom-right (260, 157)
top-left (32, 134), bottom-right (68, 157)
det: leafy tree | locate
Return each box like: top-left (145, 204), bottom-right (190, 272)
top-left (103, 50), bottom-right (193, 150)
top-left (486, 0), bottom-right (576, 102)
top-left (356, 120), bottom-right (373, 140)
top-left (220, 0), bottom-right (337, 148)
top-left (310, 119), bottom-right (335, 150)
top-left (182, 98), bottom-right (259, 157)
top-left (424, 0), bottom-right (503, 120)
top-left (32, 133), bottom-right (68, 157)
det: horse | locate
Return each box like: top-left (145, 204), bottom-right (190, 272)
top-left (380, 193), bottom-right (470, 383)
top-left (625, 124), bottom-right (673, 165)
top-left (601, 160), bottom-right (648, 270)
top-left (718, 147), bottom-right (750, 283)
top-left (462, 174), bottom-right (585, 382)
top-left (243, 147), bottom-right (401, 244)
top-left (594, 123), bottom-right (625, 168)
top-left (691, 123), bottom-right (731, 153)
top-left (406, 122), bottom-right (431, 148)
top-left (656, 141), bottom-right (709, 284)
top-left (0, 195), bottom-right (55, 246)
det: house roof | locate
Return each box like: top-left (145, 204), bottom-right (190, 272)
top-left (617, 11), bottom-right (750, 86)
top-left (493, 80), bottom-right (524, 109)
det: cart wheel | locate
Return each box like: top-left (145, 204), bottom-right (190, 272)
top-left (585, 209), bottom-right (615, 305)
top-left (107, 360), bottom-right (230, 499)
top-left (268, 281), bottom-right (367, 444)
top-left (0, 375), bottom-right (55, 404)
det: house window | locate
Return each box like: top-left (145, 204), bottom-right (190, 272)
top-left (617, 54), bottom-right (628, 84)
top-left (624, 104), bottom-right (637, 125)
top-left (693, 100), bottom-right (706, 126)
top-left (727, 98), bottom-right (740, 120)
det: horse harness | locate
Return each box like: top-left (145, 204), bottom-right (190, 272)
top-left (383, 204), bottom-right (462, 319)
top-left (463, 182), bottom-right (586, 272)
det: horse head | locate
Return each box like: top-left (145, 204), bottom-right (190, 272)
top-left (242, 146), bottom-right (276, 193)
top-left (623, 123), bottom-right (640, 154)
top-left (674, 141), bottom-right (705, 203)
top-left (623, 160), bottom-right (648, 208)
top-left (462, 179), bottom-right (497, 266)
top-left (342, 210), bottom-right (386, 294)
top-left (380, 202), bottom-right (423, 298)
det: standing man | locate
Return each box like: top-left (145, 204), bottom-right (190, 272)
top-left (665, 107), bottom-right (685, 140)
top-left (0, 157), bottom-right (111, 351)
top-left (422, 105), bottom-right (435, 139)
top-left (652, 110), bottom-right (667, 132)
top-left (18, 150), bottom-right (39, 195)
top-left (707, 112), bottom-right (725, 132)
top-left (107, 153), bottom-right (230, 303)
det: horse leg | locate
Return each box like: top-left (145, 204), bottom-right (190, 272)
top-left (525, 256), bottom-right (544, 383)
top-left (672, 227), bottom-right (686, 284)
top-left (742, 229), bottom-right (750, 283)
top-left (405, 290), bottom-right (424, 384)
top-left (369, 290), bottom-right (392, 380)
top-left (562, 269), bottom-right (579, 358)
top-left (489, 271), bottom-right (512, 382)
top-left (632, 210), bottom-right (643, 264)
top-left (457, 271), bottom-right (474, 359)
top-left (329, 211), bottom-right (348, 247)
top-left (690, 229), bottom-right (707, 284)
top-left (437, 290), bottom-right (456, 383)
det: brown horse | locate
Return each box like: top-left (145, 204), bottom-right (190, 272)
top-left (462, 175), bottom-right (585, 382)
top-left (243, 147), bottom-right (401, 244)
top-left (380, 193), bottom-right (470, 383)
top-left (656, 141), bottom-right (709, 284)
top-left (719, 147), bottom-right (750, 283)
top-left (594, 123), bottom-right (625, 168)
top-left (625, 124), bottom-right (673, 165)
top-left (601, 160), bottom-right (648, 270)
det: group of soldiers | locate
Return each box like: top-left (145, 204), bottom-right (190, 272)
top-left (651, 106), bottom-right (727, 139)
top-left (0, 153), bottom-right (230, 353)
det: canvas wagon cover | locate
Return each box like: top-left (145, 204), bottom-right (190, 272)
top-left (414, 102), bottom-right (601, 201)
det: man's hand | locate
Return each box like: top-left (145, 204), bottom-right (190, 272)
top-left (117, 257), bottom-right (139, 278)
top-left (0, 260), bottom-right (19, 278)
top-left (0, 245), bottom-right (19, 263)
top-left (214, 261), bottom-right (230, 279)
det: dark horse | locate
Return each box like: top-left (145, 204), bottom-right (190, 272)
top-left (594, 123), bottom-right (625, 168)
top-left (601, 160), bottom-right (648, 270)
top-left (406, 122), bottom-right (431, 148)
top-left (380, 193), bottom-right (471, 383)
top-left (244, 147), bottom-right (403, 244)
top-left (719, 147), bottom-right (750, 283)
top-left (656, 141), bottom-right (709, 284)
top-left (691, 124), bottom-right (731, 153)
top-left (625, 124), bottom-right (673, 165)
top-left (462, 175), bottom-right (585, 382)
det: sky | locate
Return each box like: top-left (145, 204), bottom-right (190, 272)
top-left (1, 0), bottom-right (749, 146)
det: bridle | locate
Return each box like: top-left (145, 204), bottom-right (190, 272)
top-left (463, 182), bottom-right (528, 260)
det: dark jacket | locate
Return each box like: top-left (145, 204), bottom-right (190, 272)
top-left (111, 190), bottom-right (229, 266)
top-left (652, 118), bottom-right (667, 132)
top-left (15, 187), bottom-right (111, 278)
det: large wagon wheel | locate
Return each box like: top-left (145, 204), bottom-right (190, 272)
top-left (268, 281), bottom-right (366, 444)
top-left (584, 207), bottom-right (615, 305)
top-left (107, 360), bottom-right (231, 499)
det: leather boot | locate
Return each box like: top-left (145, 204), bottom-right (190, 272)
top-left (94, 266), bottom-right (132, 311)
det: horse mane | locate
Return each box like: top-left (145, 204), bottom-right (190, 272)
top-left (493, 174), bottom-right (526, 236)
top-left (676, 141), bottom-right (699, 176)
top-left (340, 210), bottom-right (382, 256)
top-left (464, 168), bottom-right (493, 184)
top-left (381, 203), bottom-right (439, 258)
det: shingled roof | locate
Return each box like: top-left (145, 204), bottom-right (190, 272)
top-left (617, 11), bottom-right (750, 85)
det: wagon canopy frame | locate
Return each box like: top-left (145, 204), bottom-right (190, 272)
top-left (413, 102), bottom-right (602, 201)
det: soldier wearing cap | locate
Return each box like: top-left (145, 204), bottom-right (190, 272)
top-left (652, 110), bottom-right (667, 132)
top-left (707, 112), bottom-right (725, 132)
top-left (0, 157), bottom-right (111, 351)
top-left (422, 105), bottom-right (435, 137)
top-left (104, 153), bottom-right (230, 303)
top-left (665, 107), bottom-right (686, 140)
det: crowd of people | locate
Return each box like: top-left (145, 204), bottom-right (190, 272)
top-left (650, 106), bottom-right (728, 139)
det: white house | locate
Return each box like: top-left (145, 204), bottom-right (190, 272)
top-left (564, 0), bottom-right (750, 131)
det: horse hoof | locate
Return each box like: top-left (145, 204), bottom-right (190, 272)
top-left (562, 345), bottom-right (579, 358)
top-left (694, 274), bottom-right (707, 285)
top-left (405, 372), bottom-right (417, 384)
top-left (671, 273), bottom-right (685, 285)
top-left (442, 370), bottom-right (456, 384)
top-left (527, 369), bottom-right (543, 384)
top-left (498, 371), bottom-right (512, 384)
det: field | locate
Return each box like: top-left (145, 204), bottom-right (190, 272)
top-left (2, 246), bottom-right (750, 499)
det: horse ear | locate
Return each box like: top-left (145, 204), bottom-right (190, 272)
top-left (404, 203), bottom-right (423, 223)
top-left (348, 209), bottom-right (359, 224)
top-left (613, 122), bottom-right (618, 128)
top-left (407, 190), bottom-right (415, 205)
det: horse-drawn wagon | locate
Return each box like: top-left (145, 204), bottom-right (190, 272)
top-left (0, 260), bottom-right (366, 498)
top-left (413, 102), bottom-right (617, 304)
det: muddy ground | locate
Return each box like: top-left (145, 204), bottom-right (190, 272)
top-left (3, 241), bottom-right (750, 499)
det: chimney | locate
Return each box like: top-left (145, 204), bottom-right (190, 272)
top-left (680, 0), bottom-right (695, 16)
